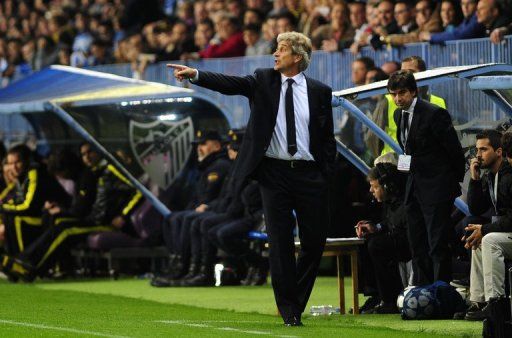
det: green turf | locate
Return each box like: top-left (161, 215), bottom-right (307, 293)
top-left (0, 277), bottom-right (481, 337)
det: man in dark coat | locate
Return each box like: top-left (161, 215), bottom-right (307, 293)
top-left (389, 70), bottom-right (465, 286)
top-left (168, 31), bottom-right (336, 326)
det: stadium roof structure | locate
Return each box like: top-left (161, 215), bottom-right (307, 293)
top-left (0, 66), bottom-right (215, 219)
top-left (0, 65), bottom-right (193, 114)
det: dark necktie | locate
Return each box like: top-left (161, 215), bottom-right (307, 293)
top-left (402, 110), bottom-right (410, 144)
top-left (285, 78), bottom-right (297, 156)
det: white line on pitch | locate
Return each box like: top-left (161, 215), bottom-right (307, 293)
top-left (155, 320), bottom-right (299, 338)
top-left (0, 319), bottom-right (131, 338)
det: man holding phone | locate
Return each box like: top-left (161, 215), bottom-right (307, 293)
top-left (463, 130), bottom-right (512, 320)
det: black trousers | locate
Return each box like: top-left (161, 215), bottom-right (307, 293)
top-left (19, 217), bottom-right (113, 274)
top-left (3, 214), bottom-right (45, 256)
top-left (162, 210), bottom-right (196, 255)
top-left (190, 212), bottom-right (231, 264)
top-left (257, 158), bottom-right (328, 321)
top-left (366, 231), bottom-right (411, 302)
top-left (406, 191), bottom-right (454, 285)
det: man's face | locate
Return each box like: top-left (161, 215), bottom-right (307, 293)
top-left (369, 179), bottom-right (385, 202)
top-left (351, 60), bottom-right (367, 85)
top-left (331, 4), bottom-right (346, 23)
top-left (476, 0), bottom-right (497, 25)
top-left (217, 19), bottom-right (235, 40)
top-left (6, 153), bottom-right (26, 179)
top-left (197, 140), bottom-right (221, 161)
top-left (388, 88), bottom-right (416, 109)
top-left (475, 138), bottom-right (501, 169)
top-left (394, 3), bottom-right (412, 26)
top-left (273, 40), bottom-right (300, 73)
top-left (349, 3), bottom-right (366, 28)
top-left (401, 60), bottom-right (420, 73)
top-left (461, 0), bottom-right (477, 18)
top-left (227, 145), bottom-right (238, 160)
top-left (80, 144), bottom-right (101, 168)
top-left (378, 1), bottom-right (395, 26)
top-left (243, 30), bottom-right (259, 46)
top-left (276, 17), bottom-right (293, 34)
top-left (415, 0), bottom-right (433, 26)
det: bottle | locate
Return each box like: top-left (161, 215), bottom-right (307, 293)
top-left (310, 305), bottom-right (339, 316)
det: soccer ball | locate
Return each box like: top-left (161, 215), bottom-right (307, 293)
top-left (396, 286), bottom-right (415, 311)
top-left (401, 287), bottom-right (437, 319)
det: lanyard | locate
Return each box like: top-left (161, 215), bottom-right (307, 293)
top-left (401, 111), bottom-right (411, 152)
top-left (487, 171), bottom-right (499, 215)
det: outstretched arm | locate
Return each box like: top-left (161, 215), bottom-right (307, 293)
top-left (167, 64), bottom-right (256, 98)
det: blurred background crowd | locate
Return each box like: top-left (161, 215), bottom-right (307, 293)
top-left (1, 0), bottom-right (512, 86)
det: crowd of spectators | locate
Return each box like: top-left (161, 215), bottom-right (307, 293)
top-left (1, 0), bottom-right (512, 85)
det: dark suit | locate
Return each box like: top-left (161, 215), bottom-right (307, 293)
top-left (195, 68), bottom-right (336, 321)
top-left (394, 98), bottom-right (465, 285)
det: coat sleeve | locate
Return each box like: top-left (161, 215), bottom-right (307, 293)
top-left (196, 70), bottom-right (257, 98)
top-left (322, 86), bottom-right (337, 175)
top-left (430, 107), bottom-right (465, 182)
top-left (467, 178), bottom-right (491, 216)
top-left (482, 176), bottom-right (512, 234)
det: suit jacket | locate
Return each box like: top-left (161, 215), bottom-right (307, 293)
top-left (394, 98), bottom-right (465, 204)
top-left (196, 68), bottom-right (336, 185)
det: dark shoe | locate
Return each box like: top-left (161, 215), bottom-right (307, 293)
top-left (1, 255), bottom-right (35, 283)
top-left (150, 275), bottom-right (173, 287)
top-left (240, 267), bottom-right (255, 286)
top-left (251, 267), bottom-right (268, 286)
top-left (357, 296), bottom-right (381, 314)
top-left (283, 316), bottom-right (303, 327)
top-left (371, 301), bottom-right (399, 314)
top-left (465, 302), bottom-right (489, 321)
top-left (181, 272), bottom-right (215, 287)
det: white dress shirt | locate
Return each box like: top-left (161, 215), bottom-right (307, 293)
top-left (265, 73), bottom-right (314, 161)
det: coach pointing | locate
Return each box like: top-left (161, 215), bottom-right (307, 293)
top-left (169, 31), bottom-right (336, 326)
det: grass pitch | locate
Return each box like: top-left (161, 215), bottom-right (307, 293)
top-left (0, 277), bottom-right (481, 337)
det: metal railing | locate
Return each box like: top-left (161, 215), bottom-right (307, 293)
top-left (85, 36), bottom-right (512, 129)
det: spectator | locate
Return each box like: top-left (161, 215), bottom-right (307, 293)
top-left (394, 0), bottom-right (417, 34)
top-left (243, 24), bottom-right (271, 56)
top-left (420, 0), bottom-right (485, 44)
top-left (490, 21), bottom-right (512, 44)
top-left (349, 0), bottom-right (368, 44)
top-left (381, 60), bottom-right (400, 75)
top-left (384, 0), bottom-right (443, 46)
top-left (298, 0), bottom-right (329, 37)
top-left (311, 1), bottom-right (354, 51)
top-left (339, 57), bottom-right (375, 156)
top-left (463, 130), bottom-right (512, 321)
top-left (243, 8), bottom-right (265, 26)
top-left (439, 0), bottom-right (464, 32)
top-left (199, 13), bottom-right (246, 58)
top-left (193, 0), bottom-right (209, 24)
top-left (88, 39), bottom-right (113, 66)
top-left (155, 21), bottom-right (196, 62)
top-left (275, 10), bottom-right (297, 34)
top-left (350, 1), bottom-right (380, 54)
top-left (475, 0), bottom-right (511, 36)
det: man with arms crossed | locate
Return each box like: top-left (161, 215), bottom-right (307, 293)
top-left (168, 31), bottom-right (336, 326)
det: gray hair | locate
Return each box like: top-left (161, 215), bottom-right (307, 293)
top-left (276, 32), bottom-right (312, 72)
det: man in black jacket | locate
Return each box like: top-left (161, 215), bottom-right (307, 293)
top-left (390, 70), bottom-right (465, 285)
top-left (355, 161), bottom-right (411, 314)
top-left (462, 130), bottom-right (512, 320)
top-left (168, 31), bottom-right (336, 326)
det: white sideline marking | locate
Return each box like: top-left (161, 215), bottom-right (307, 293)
top-left (156, 320), bottom-right (298, 338)
top-left (0, 319), bottom-right (131, 338)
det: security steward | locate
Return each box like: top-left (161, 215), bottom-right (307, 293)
top-left (157, 130), bottom-right (231, 285)
top-left (0, 144), bottom-right (143, 282)
top-left (374, 56), bottom-right (446, 156)
top-left (178, 129), bottom-right (249, 287)
top-left (0, 144), bottom-right (69, 258)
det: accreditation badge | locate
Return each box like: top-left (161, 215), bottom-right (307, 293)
top-left (397, 154), bottom-right (411, 172)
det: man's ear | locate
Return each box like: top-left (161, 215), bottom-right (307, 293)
top-left (294, 54), bottom-right (302, 64)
